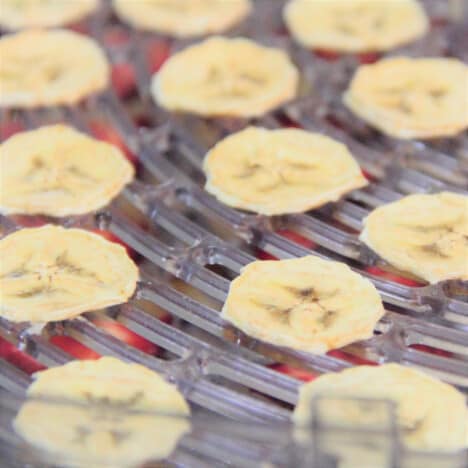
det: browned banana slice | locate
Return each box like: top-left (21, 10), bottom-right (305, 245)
top-left (221, 256), bottom-right (384, 353)
top-left (293, 364), bottom-right (467, 452)
top-left (14, 357), bottom-right (190, 466)
top-left (113, 0), bottom-right (252, 37)
top-left (284, 0), bottom-right (428, 53)
top-left (360, 192), bottom-right (468, 283)
top-left (0, 125), bottom-right (134, 217)
top-left (344, 57), bottom-right (468, 139)
top-left (0, 0), bottom-right (98, 30)
top-left (152, 37), bottom-right (298, 118)
top-left (0, 225), bottom-right (139, 323)
top-left (0, 29), bottom-right (109, 108)
top-left (203, 126), bottom-right (367, 215)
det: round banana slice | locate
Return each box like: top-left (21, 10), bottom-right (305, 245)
top-left (203, 127), bottom-right (367, 215)
top-left (0, 0), bottom-right (98, 30)
top-left (0, 125), bottom-right (134, 217)
top-left (221, 256), bottom-right (384, 353)
top-left (14, 357), bottom-right (190, 466)
top-left (284, 0), bottom-right (428, 53)
top-left (360, 192), bottom-right (468, 284)
top-left (343, 57), bottom-right (468, 139)
top-left (0, 29), bottom-right (109, 108)
top-left (293, 364), bottom-right (467, 452)
top-left (0, 225), bottom-right (139, 323)
top-left (152, 37), bottom-right (299, 118)
top-left (113, 0), bottom-right (252, 38)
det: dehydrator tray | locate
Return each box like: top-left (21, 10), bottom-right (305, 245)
top-left (0, 1), bottom-right (467, 467)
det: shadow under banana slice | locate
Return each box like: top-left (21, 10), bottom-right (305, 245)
top-left (0, 29), bottom-right (109, 108)
top-left (221, 255), bottom-right (384, 353)
top-left (113, 0), bottom-right (252, 38)
top-left (0, 0), bottom-right (98, 30)
top-left (14, 357), bottom-right (191, 467)
top-left (284, 0), bottom-right (428, 53)
top-left (360, 192), bottom-right (468, 284)
top-left (0, 225), bottom-right (139, 323)
top-left (343, 57), bottom-right (468, 139)
top-left (0, 125), bottom-right (134, 217)
top-left (203, 126), bottom-right (367, 215)
top-left (152, 37), bottom-right (299, 118)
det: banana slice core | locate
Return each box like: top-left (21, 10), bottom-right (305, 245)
top-left (113, 0), bottom-right (252, 37)
top-left (284, 0), bottom-right (429, 53)
top-left (152, 37), bottom-right (299, 118)
top-left (360, 192), bottom-right (468, 283)
top-left (0, 29), bottom-right (109, 108)
top-left (14, 357), bottom-right (190, 466)
top-left (0, 225), bottom-right (139, 323)
top-left (221, 256), bottom-right (384, 353)
top-left (343, 57), bottom-right (468, 139)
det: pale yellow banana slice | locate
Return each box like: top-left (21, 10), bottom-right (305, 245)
top-left (0, 225), bottom-right (139, 323)
top-left (360, 192), bottom-right (468, 284)
top-left (152, 37), bottom-right (299, 118)
top-left (0, 125), bottom-right (134, 217)
top-left (113, 0), bottom-right (252, 37)
top-left (293, 364), bottom-right (467, 452)
top-left (0, 29), bottom-right (109, 108)
top-left (203, 126), bottom-right (367, 215)
top-left (343, 57), bottom-right (468, 139)
top-left (0, 0), bottom-right (98, 30)
top-left (221, 256), bottom-right (384, 353)
top-left (284, 0), bottom-right (428, 53)
top-left (14, 357), bottom-right (190, 467)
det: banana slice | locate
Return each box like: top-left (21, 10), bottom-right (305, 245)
top-left (293, 364), bottom-right (467, 452)
top-left (360, 192), bottom-right (468, 284)
top-left (0, 0), bottom-right (98, 30)
top-left (284, 0), bottom-right (428, 53)
top-left (113, 0), bottom-right (252, 38)
top-left (221, 256), bottom-right (384, 353)
top-left (0, 225), bottom-right (139, 323)
top-left (14, 357), bottom-right (190, 467)
top-left (204, 127), bottom-right (367, 215)
top-left (0, 125), bottom-right (134, 217)
top-left (343, 57), bottom-right (468, 139)
top-left (0, 29), bottom-right (109, 108)
top-left (152, 36), bottom-right (299, 118)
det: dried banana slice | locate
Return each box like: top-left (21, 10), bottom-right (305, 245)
top-left (0, 125), bottom-right (134, 217)
top-left (0, 225), bottom-right (139, 323)
top-left (203, 127), bottom-right (367, 215)
top-left (14, 357), bottom-right (190, 466)
top-left (344, 57), bottom-right (468, 139)
top-left (0, 29), bottom-right (109, 108)
top-left (113, 0), bottom-right (252, 38)
top-left (293, 364), bottom-right (467, 452)
top-left (0, 0), bottom-right (98, 30)
top-left (221, 256), bottom-right (384, 353)
top-left (360, 192), bottom-right (468, 284)
top-left (284, 0), bottom-right (428, 53)
top-left (152, 37), bottom-right (298, 118)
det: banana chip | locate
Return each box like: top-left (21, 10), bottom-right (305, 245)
top-left (0, 125), bottom-right (134, 217)
top-left (0, 29), bottom-right (109, 108)
top-left (221, 256), bottom-right (384, 353)
top-left (360, 192), bottom-right (468, 284)
top-left (204, 127), bottom-right (367, 215)
top-left (152, 37), bottom-right (299, 118)
top-left (14, 357), bottom-right (190, 466)
top-left (0, 226), bottom-right (139, 323)
top-left (343, 57), bottom-right (468, 139)
top-left (293, 364), bottom-right (467, 452)
top-left (284, 0), bottom-right (428, 53)
top-left (0, 0), bottom-right (98, 30)
top-left (113, 0), bottom-right (252, 37)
